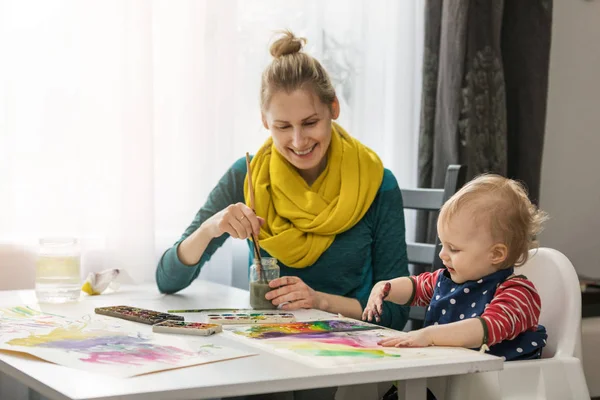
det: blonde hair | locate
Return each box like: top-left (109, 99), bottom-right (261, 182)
top-left (260, 30), bottom-right (336, 111)
top-left (439, 174), bottom-right (548, 268)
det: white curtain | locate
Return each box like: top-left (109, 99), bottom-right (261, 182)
top-left (0, 0), bottom-right (424, 286)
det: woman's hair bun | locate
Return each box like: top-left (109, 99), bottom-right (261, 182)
top-left (270, 30), bottom-right (306, 58)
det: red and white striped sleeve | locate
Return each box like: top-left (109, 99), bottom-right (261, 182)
top-left (409, 269), bottom-right (445, 307)
top-left (479, 277), bottom-right (542, 346)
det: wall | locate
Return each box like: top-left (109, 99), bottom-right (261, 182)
top-left (539, 0), bottom-right (600, 278)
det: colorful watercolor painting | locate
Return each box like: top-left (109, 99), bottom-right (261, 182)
top-left (231, 319), bottom-right (381, 339)
top-left (0, 306), bottom-right (69, 333)
top-left (228, 324), bottom-right (471, 368)
top-left (0, 306), bottom-right (255, 377)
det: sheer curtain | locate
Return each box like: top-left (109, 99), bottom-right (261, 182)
top-left (0, 0), bottom-right (424, 286)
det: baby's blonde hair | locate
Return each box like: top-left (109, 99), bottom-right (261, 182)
top-left (260, 30), bottom-right (336, 111)
top-left (439, 174), bottom-right (548, 268)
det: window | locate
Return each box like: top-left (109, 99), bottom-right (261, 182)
top-left (0, 0), bottom-right (423, 284)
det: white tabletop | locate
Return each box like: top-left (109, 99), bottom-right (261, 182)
top-left (0, 280), bottom-right (503, 400)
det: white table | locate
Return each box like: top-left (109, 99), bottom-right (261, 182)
top-left (0, 280), bottom-right (503, 400)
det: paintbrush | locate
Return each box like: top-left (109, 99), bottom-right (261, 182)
top-left (246, 152), bottom-right (266, 283)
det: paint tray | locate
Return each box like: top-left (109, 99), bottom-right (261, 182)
top-left (94, 305), bottom-right (184, 325)
top-left (152, 320), bottom-right (222, 336)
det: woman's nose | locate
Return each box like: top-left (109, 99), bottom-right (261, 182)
top-left (291, 127), bottom-right (306, 148)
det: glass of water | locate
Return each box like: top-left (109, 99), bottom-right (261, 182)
top-left (35, 238), bottom-right (81, 303)
top-left (249, 257), bottom-right (279, 309)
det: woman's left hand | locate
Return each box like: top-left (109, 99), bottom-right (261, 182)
top-left (265, 276), bottom-right (323, 310)
top-left (377, 329), bottom-right (434, 348)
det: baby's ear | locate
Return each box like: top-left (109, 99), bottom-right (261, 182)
top-left (261, 113), bottom-right (269, 130)
top-left (490, 243), bottom-right (508, 266)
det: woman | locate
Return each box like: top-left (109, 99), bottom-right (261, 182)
top-left (156, 31), bottom-right (410, 331)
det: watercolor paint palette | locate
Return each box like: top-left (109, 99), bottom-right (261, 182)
top-left (94, 306), bottom-right (184, 325)
top-left (152, 320), bottom-right (222, 336)
top-left (206, 312), bottom-right (296, 325)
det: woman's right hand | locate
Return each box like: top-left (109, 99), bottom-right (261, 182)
top-left (362, 281), bottom-right (392, 323)
top-left (203, 202), bottom-right (265, 240)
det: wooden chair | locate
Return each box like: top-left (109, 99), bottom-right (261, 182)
top-left (401, 164), bottom-right (467, 328)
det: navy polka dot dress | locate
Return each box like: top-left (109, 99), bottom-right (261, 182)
top-left (423, 267), bottom-right (547, 361)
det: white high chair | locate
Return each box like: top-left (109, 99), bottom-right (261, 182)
top-left (429, 247), bottom-right (590, 400)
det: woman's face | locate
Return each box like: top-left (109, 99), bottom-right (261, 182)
top-left (262, 89), bottom-right (339, 184)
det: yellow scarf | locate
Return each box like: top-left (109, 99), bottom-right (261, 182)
top-left (244, 122), bottom-right (384, 268)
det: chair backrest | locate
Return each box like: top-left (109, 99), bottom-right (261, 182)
top-left (401, 165), bottom-right (466, 327)
top-left (401, 164), bottom-right (467, 271)
top-left (514, 247), bottom-right (582, 359)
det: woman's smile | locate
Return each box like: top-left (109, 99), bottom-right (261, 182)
top-left (290, 143), bottom-right (317, 158)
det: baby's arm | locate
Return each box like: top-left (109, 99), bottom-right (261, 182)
top-left (363, 270), bottom-right (442, 322)
top-left (479, 277), bottom-right (542, 346)
top-left (379, 276), bottom-right (542, 349)
top-left (362, 277), bottom-right (413, 322)
top-left (378, 318), bottom-right (484, 348)
top-left (377, 277), bottom-right (415, 305)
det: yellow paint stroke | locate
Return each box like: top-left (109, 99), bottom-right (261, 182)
top-left (7, 323), bottom-right (101, 347)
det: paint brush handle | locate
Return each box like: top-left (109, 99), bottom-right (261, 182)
top-left (245, 152), bottom-right (257, 211)
top-left (250, 233), bottom-right (263, 264)
top-left (250, 233), bottom-right (266, 283)
top-left (246, 152), bottom-right (266, 283)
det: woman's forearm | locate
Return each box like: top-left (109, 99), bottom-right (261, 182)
top-left (316, 292), bottom-right (363, 319)
top-left (177, 224), bottom-right (214, 266)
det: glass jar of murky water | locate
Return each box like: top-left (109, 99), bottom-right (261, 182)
top-left (35, 238), bottom-right (81, 303)
top-left (249, 257), bottom-right (279, 309)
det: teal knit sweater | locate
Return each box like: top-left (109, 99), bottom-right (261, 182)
top-left (156, 157), bottom-right (410, 330)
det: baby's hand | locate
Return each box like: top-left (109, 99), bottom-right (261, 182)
top-left (362, 282), bottom-right (391, 322)
top-left (378, 329), bottom-right (434, 348)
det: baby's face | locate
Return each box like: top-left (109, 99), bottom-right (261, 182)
top-left (437, 211), bottom-right (498, 284)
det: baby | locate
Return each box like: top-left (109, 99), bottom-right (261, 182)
top-left (363, 174), bottom-right (548, 360)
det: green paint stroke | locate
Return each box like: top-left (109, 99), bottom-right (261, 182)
top-left (11, 306), bottom-right (42, 317)
top-left (296, 348), bottom-right (401, 359)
